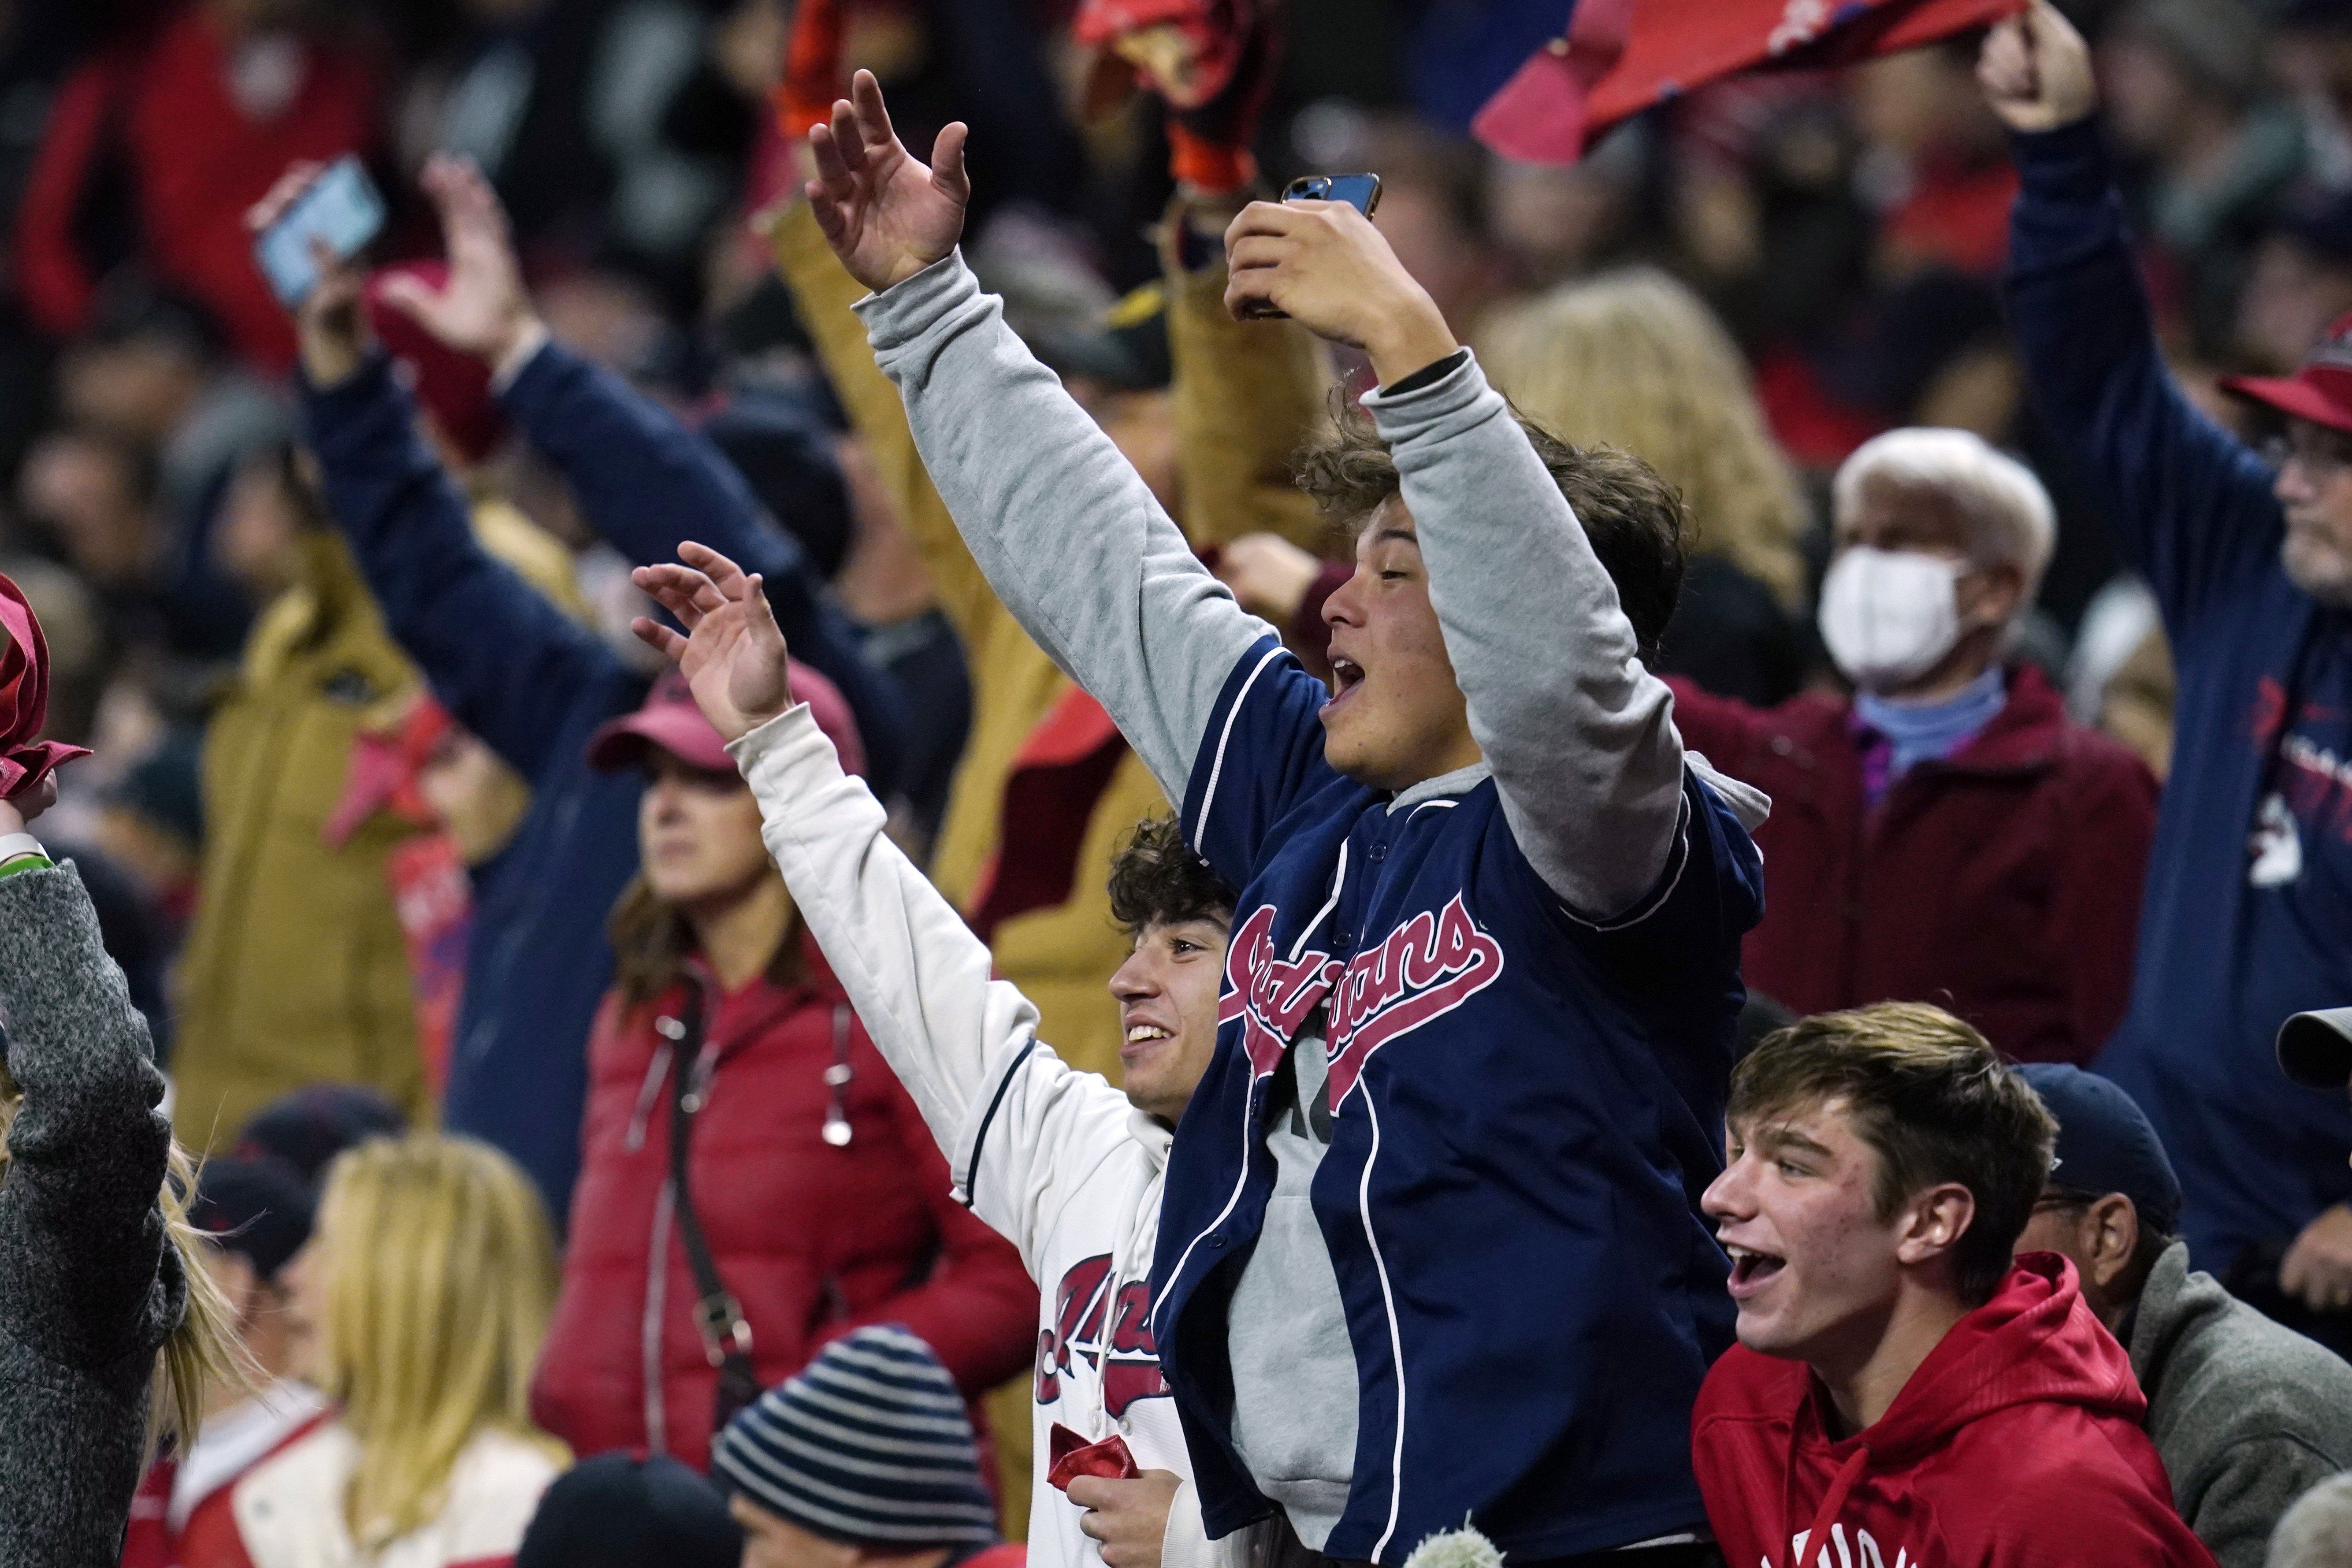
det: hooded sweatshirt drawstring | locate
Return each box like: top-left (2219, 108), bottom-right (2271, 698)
top-left (1786, 1447), bottom-right (1869, 1568)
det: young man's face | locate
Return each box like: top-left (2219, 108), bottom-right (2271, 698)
top-left (1702, 1098), bottom-right (1911, 1367)
top-left (1318, 498), bottom-right (1484, 791)
top-left (1109, 916), bottom-right (1230, 1124)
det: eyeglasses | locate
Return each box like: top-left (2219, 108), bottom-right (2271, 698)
top-left (2261, 431), bottom-right (2352, 482)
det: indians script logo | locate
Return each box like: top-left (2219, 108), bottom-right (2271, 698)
top-left (1217, 895), bottom-right (1506, 1103)
top-left (1775, 1524), bottom-right (1928, 1568)
top-left (1035, 1254), bottom-right (1166, 1417)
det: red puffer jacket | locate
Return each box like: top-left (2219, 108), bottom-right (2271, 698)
top-left (531, 938), bottom-right (1038, 1471)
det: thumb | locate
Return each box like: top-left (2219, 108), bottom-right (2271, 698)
top-left (931, 122), bottom-right (972, 207)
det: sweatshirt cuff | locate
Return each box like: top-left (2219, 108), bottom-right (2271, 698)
top-left (1359, 344), bottom-right (1502, 452)
top-left (1158, 1478), bottom-right (1214, 1568)
top-left (854, 249), bottom-right (982, 354)
top-left (728, 702), bottom-right (840, 800)
top-left (2006, 115), bottom-right (2110, 204)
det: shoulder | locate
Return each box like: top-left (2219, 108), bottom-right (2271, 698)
top-left (1940, 1401), bottom-right (2180, 1534)
top-left (2156, 1283), bottom-right (2352, 1442)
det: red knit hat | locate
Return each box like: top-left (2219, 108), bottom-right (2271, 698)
top-left (365, 262), bottom-right (513, 464)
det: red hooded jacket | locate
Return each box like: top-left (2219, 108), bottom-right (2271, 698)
top-left (1693, 1256), bottom-right (2216, 1568)
top-left (531, 939), bottom-right (1037, 1472)
top-left (1668, 666), bottom-right (2158, 1063)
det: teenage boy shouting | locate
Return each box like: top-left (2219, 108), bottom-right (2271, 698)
top-left (632, 541), bottom-right (1234, 1568)
top-left (1697, 1003), bottom-right (2216, 1568)
top-left (798, 71), bottom-right (1769, 1566)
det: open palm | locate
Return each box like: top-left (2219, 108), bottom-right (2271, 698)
top-left (806, 69), bottom-right (971, 293)
top-left (631, 543), bottom-right (794, 743)
top-left (374, 153), bottom-right (537, 364)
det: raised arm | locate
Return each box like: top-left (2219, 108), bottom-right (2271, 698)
top-left (372, 155), bottom-right (906, 795)
top-left (810, 73), bottom-right (1264, 799)
top-left (640, 544), bottom-right (1136, 1270)
top-left (0, 851), bottom-right (174, 1363)
top-left (1984, 1), bottom-right (2282, 634)
top-left (1223, 199), bottom-right (1697, 915)
top-left (253, 164), bottom-right (630, 785)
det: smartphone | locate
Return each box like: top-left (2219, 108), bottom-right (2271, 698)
top-left (253, 155), bottom-right (386, 308)
top-left (1281, 173), bottom-right (1382, 217)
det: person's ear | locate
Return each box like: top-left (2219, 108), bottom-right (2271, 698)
top-left (2087, 1194), bottom-right (2141, 1293)
top-left (1895, 1181), bottom-right (1977, 1270)
top-left (1960, 558), bottom-right (2027, 630)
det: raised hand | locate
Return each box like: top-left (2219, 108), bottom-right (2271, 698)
top-left (804, 69), bottom-right (971, 293)
top-left (0, 775), bottom-right (57, 837)
top-left (246, 163), bottom-right (371, 387)
top-left (630, 542), bottom-right (795, 743)
top-left (1977, 0), bottom-right (2096, 134)
top-left (1222, 200), bottom-right (1457, 386)
top-left (374, 153), bottom-right (543, 369)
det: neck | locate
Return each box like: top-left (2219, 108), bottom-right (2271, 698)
top-left (685, 876), bottom-right (794, 992)
top-left (1872, 639), bottom-right (1999, 706)
top-left (1813, 1283), bottom-right (1973, 1436)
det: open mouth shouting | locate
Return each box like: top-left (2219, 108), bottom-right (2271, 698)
top-left (1322, 654), bottom-right (1367, 717)
top-left (1724, 1243), bottom-right (1787, 1299)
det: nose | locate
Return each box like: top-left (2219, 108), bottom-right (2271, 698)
top-left (1701, 1156), bottom-right (1753, 1226)
top-left (1323, 562), bottom-right (1371, 628)
top-left (1109, 950), bottom-right (1159, 1005)
top-left (2277, 459), bottom-right (2315, 507)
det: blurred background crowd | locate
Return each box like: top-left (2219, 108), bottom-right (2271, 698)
top-left (16, 0), bottom-right (2352, 1560)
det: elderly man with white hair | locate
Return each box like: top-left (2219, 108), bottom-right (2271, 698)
top-left (1671, 426), bottom-right (2160, 1064)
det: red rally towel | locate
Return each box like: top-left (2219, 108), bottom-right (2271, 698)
top-left (0, 572), bottom-right (90, 801)
top-left (1046, 1422), bottom-right (1142, 1491)
top-left (1477, 0), bottom-right (2023, 165)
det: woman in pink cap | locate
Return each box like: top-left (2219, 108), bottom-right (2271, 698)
top-left (528, 662), bottom-right (1036, 1475)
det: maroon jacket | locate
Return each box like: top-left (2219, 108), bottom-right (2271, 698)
top-left (1669, 665), bottom-right (2158, 1062)
top-left (532, 936), bottom-right (1037, 1471)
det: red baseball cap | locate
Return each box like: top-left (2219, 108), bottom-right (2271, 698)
top-left (587, 661), bottom-right (865, 777)
top-left (2221, 309), bottom-right (2352, 435)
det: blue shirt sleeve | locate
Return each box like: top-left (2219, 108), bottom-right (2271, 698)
top-left (497, 341), bottom-right (909, 794)
top-left (2005, 117), bottom-right (2283, 639)
top-left (1178, 635), bottom-right (1345, 888)
top-left (302, 353), bottom-right (630, 787)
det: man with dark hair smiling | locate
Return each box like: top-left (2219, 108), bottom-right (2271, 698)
top-left (791, 67), bottom-right (1769, 1567)
top-left (1695, 1003), bottom-right (2216, 1568)
top-left (624, 537), bottom-right (1236, 1568)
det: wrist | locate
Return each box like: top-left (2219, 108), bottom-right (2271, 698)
top-left (489, 317), bottom-right (550, 389)
top-left (301, 333), bottom-right (367, 390)
top-left (1366, 304), bottom-right (1462, 390)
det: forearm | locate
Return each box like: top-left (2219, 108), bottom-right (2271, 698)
top-left (305, 353), bottom-right (617, 780)
top-left (858, 251), bottom-right (1265, 799)
top-left (1366, 352), bottom-right (1684, 914)
top-left (0, 866), bottom-right (168, 1245)
top-left (733, 707), bottom-right (1028, 1154)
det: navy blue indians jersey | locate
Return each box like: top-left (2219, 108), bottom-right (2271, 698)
top-left (1150, 635), bottom-right (1766, 1563)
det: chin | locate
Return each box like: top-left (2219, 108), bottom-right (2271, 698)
top-left (2284, 537), bottom-right (2352, 609)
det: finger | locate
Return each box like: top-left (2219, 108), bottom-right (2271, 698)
top-left (631, 572), bottom-right (720, 629)
top-left (372, 270), bottom-right (439, 324)
top-left (1224, 268), bottom-right (1279, 321)
top-left (830, 96), bottom-right (871, 178)
top-left (1075, 1510), bottom-right (1110, 1542)
top-left (247, 163), bottom-right (326, 233)
top-left (630, 617), bottom-right (690, 661)
top-left (811, 115), bottom-right (858, 198)
top-left (851, 68), bottom-right (897, 154)
top-left (1226, 234), bottom-right (1295, 273)
top-left (746, 573), bottom-right (789, 649)
top-left (676, 541), bottom-right (754, 596)
top-left (632, 563), bottom-right (729, 617)
top-left (1224, 201), bottom-right (1297, 248)
top-left (931, 122), bottom-right (971, 206)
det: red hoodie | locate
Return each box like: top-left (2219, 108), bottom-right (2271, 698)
top-left (1693, 1256), bottom-right (2216, 1568)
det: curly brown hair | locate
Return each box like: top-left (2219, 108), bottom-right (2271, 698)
top-left (1292, 393), bottom-right (1688, 662)
top-left (1107, 816), bottom-right (1236, 935)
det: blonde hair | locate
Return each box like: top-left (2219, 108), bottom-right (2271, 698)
top-left (1478, 267), bottom-right (1811, 610)
top-left (311, 1133), bottom-right (564, 1549)
top-left (0, 1058), bottom-right (244, 1453)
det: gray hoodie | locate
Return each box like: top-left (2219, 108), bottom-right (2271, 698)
top-left (0, 863), bottom-right (186, 1566)
top-left (2131, 1240), bottom-right (2352, 1568)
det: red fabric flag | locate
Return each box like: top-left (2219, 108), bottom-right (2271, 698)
top-left (0, 572), bottom-right (90, 802)
top-left (1045, 1422), bottom-right (1143, 1490)
top-left (1476, 0), bottom-right (2023, 165)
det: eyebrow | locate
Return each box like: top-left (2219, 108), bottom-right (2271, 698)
top-left (1370, 524), bottom-right (1419, 547)
top-left (1745, 1125), bottom-right (1836, 1161)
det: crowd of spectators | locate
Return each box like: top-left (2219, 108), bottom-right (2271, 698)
top-left (17, 0), bottom-right (2352, 1564)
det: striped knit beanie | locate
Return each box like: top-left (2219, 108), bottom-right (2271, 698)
top-left (712, 1325), bottom-right (998, 1548)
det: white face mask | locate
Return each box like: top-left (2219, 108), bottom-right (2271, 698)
top-left (1817, 546), bottom-right (1965, 692)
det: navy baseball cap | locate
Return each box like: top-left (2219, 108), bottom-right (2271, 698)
top-left (235, 1084), bottom-right (406, 1188)
top-left (2280, 1007), bottom-right (2352, 1089)
top-left (189, 1156), bottom-right (316, 1280)
top-left (2017, 1063), bottom-right (2185, 1238)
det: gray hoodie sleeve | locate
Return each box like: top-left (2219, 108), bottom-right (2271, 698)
top-left (855, 252), bottom-right (1270, 800)
top-left (1362, 353), bottom-right (1693, 918)
top-left (0, 862), bottom-right (175, 1363)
